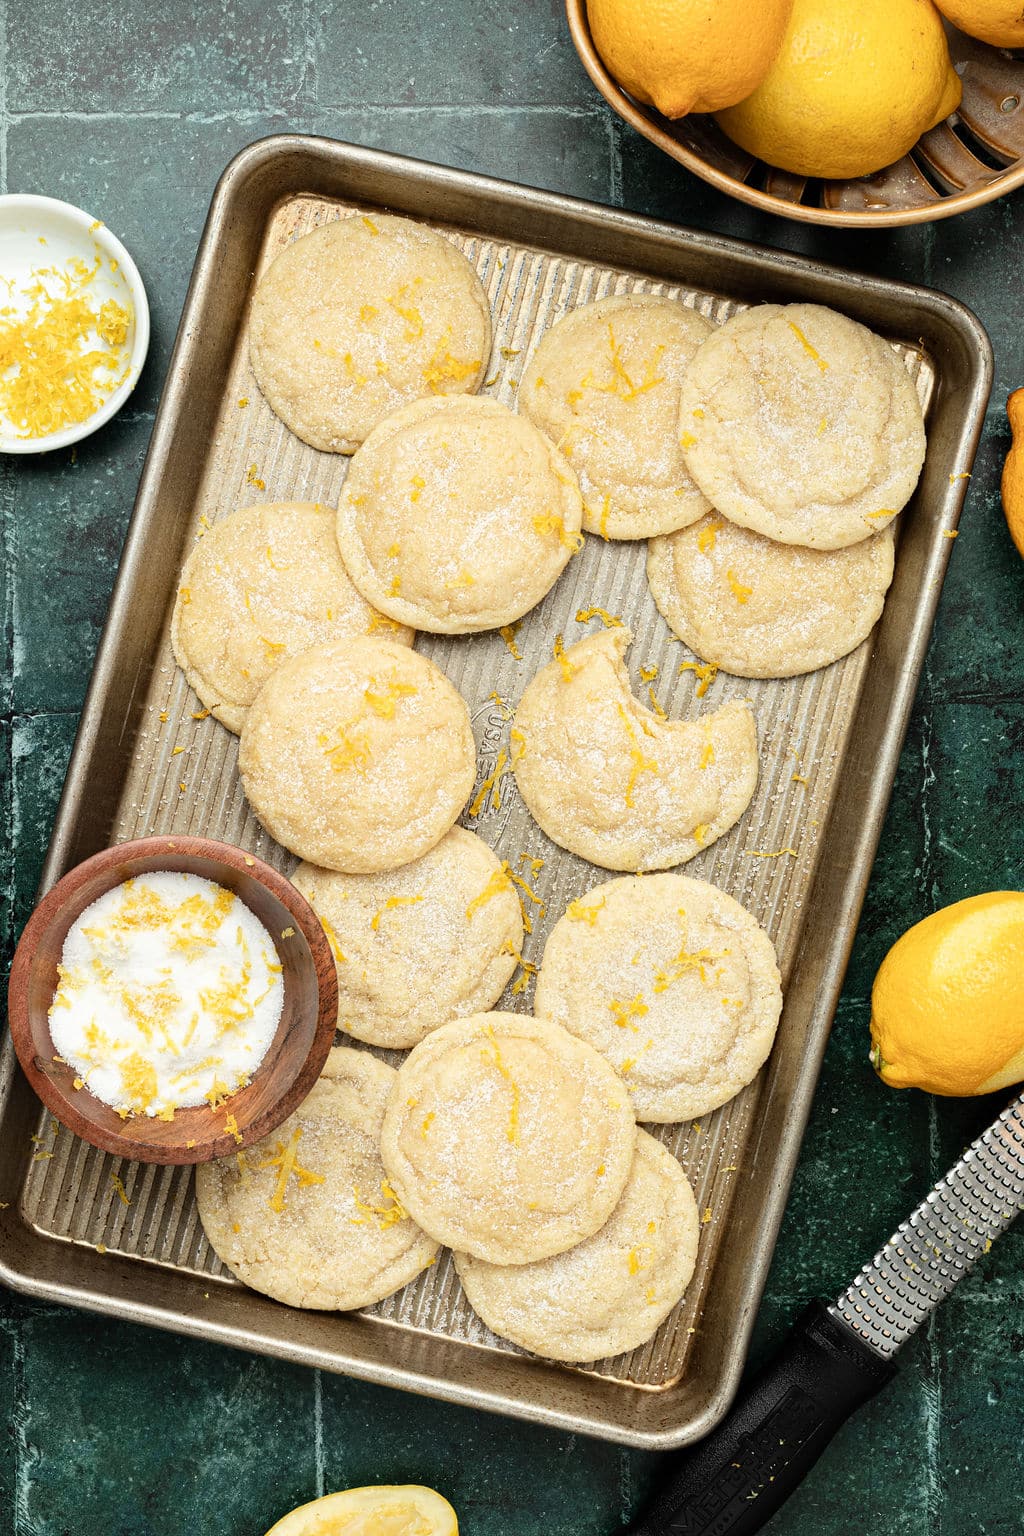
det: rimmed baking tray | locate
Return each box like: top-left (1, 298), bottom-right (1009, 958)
top-left (0, 136), bottom-right (992, 1450)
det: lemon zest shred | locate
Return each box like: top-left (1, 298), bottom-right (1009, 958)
top-left (351, 1179), bottom-right (407, 1229)
top-left (533, 511), bottom-right (584, 552)
top-left (788, 320), bottom-right (828, 371)
top-left (726, 569), bottom-right (752, 604)
top-left (484, 1024), bottom-right (521, 1143)
top-left (371, 894), bottom-right (424, 931)
top-left (617, 704), bottom-right (658, 808)
top-left (576, 605), bottom-right (622, 629)
top-left (466, 865), bottom-right (514, 921)
top-left (468, 749), bottom-right (509, 817)
top-left (109, 1174), bottom-right (130, 1207)
top-left (499, 623), bottom-right (523, 660)
top-left (696, 518), bottom-right (724, 554)
top-left (744, 847), bottom-right (799, 859)
top-left (553, 634), bottom-right (577, 683)
top-left (255, 1127), bottom-right (324, 1213)
top-left (567, 896), bottom-right (605, 926)
top-left (319, 914), bottom-right (347, 964)
top-left (679, 660), bottom-right (718, 698)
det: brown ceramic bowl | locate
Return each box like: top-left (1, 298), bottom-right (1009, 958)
top-left (7, 836), bottom-right (338, 1165)
top-left (567, 0), bottom-right (1024, 227)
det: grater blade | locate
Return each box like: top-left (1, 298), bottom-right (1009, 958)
top-left (831, 1091), bottom-right (1024, 1359)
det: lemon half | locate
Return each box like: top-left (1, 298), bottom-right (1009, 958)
top-left (263, 1486), bottom-right (458, 1536)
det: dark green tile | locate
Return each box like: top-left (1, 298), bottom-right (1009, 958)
top-left (760, 994), bottom-right (932, 1307)
top-left (16, 1310), bottom-right (315, 1536)
top-left (936, 1295), bottom-right (1024, 1534)
top-left (315, 106), bottom-right (613, 203)
top-left (7, 712), bottom-right (78, 948)
top-left (319, 1372), bottom-right (659, 1536)
top-left (0, 1322), bottom-right (18, 1523)
top-left (315, 0), bottom-right (593, 107)
top-left (925, 695), bottom-right (1024, 901)
top-left (926, 425), bottom-right (1024, 703)
top-left (9, 414), bottom-right (149, 714)
top-left (8, 1), bottom-right (307, 113)
top-left (6, 112), bottom-right (290, 411)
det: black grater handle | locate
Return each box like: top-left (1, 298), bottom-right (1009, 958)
top-left (624, 1301), bottom-right (897, 1536)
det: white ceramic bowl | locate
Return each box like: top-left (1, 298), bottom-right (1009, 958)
top-left (0, 193), bottom-right (150, 455)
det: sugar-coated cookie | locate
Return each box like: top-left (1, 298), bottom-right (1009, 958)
top-left (379, 1012), bottom-right (637, 1264)
top-left (196, 1048), bottom-right (438, 1310)
top-left (455, 1130), bottom-right (699, 1361)
top-left (291, 828), bottom-right (523, 1050)
top-left (534, 873), bottom-right (783, 1121)
top-left (238, 637), bottom-right (475, 873)
top-left (249, 213), bottom-right (492, 453)
top-left (171, 502), bottom-right (413, 733)
top-left (335, 396), bottom-right (584, 634)
top-left (678, 303), bottom-right (925, 549)
top-left (647, 512), bottom-right (895, 678)
top-left (520, 293), bottom-right (714, 539)
top-left (511, 628), bottom-right (758, 871)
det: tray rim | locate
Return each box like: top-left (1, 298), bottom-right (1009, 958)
top-left (0, 133), bottom-right (994, 1450)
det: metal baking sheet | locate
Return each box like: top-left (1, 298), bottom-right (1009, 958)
top-left (0, 136), bottom-right (992, 1449)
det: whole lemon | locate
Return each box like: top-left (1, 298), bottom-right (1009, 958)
top-left (932, 0), bottom-right (1024, 46)
top-left (586, 0), bottom-right (795, 119)
top-left (715, 0), bottom-right (963, 180)
top-left (870, 892), bottom-right (1024, 1096)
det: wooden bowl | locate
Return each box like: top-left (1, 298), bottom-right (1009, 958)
top-left (7, 836), bottom-right (338, 1165)
top-left (566, 1), bottom-right (1024, 227)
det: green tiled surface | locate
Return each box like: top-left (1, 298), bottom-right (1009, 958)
top-left (2, 1), bottom-right (1023, 1530)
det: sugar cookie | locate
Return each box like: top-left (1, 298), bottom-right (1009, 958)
top-left (379, 1011), bottom-right (636, 1264)
top-left (647, 513), bottom-right (895, 678)
top-left (291, 828), bottom-right (524, 1050)
top-left (511, 628), bottom-right (758, 871)
top-left (678, 303), bottom-right (925, 549)
top-left (454, 1130), bottom-right (698, 1361)
top-left (249, 213), bottom-right (492, 453)
top-left (335, 396), bottom-right (584, 634)
top-left (238, 637), bottom-right (475, 873)
top-left (170, 502), bottom-right (413, 733)
top-left (520, 294), bottom-right (714, 540)
top-left (534, 874), bottom-right (783, 1121)
top-left (195, 1047), bottom-right (439, 1310)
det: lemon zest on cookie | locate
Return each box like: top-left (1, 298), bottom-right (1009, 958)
top-left (509, 726), bottom-right (527, 764)
top-left (726, 569), bottom-right (752, 605)
top-left (788, 321), bottom-right (828, 371)
top-left (617, 704), bottom-right (659, 808)
top-left (466, 866), bottom-right (514, 922)
top-left (370, 895), bottom-right (424, 932)
top-left (318, 723), bottom-right (370, 772)
top-left (567, 896), bottom-right (605, 926)
top-left (367, 610), bottom-right (403, 634)
top-left (484, 1025), bottom-right (522, 1143)
top-left (610, 993), bottom-right (648, 1032)
top-left (361, 215), bottom-right (380, 235)
top-left (255, 1127), bottom-right (325, 1213)
top-left (696, 518), bottom-right (724, 554)
top-left (351, 1179), bottom-right (408, 1229)
top-left (319, 915), bottom-right (347, 964)
top-left (364, 678), bottom-right (417, 718)
top-left (533, 511), bottom-right (584, 552)
top-left (553, 634), bottom-right (577, 682)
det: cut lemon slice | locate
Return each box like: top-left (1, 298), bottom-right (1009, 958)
top-left (263, 1485), bottom-right (459, 1536)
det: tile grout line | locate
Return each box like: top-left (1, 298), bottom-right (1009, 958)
top-left (313, 1368), bottom-right (325, 1498)
top-left (607, 114), bottom-right (622, 207)
top-left (10, 1326), bottom-right (36, 1536)
top-left (7, 103), bottom-right (608, 124)
top-left (0, 0), bottom-right (8, 193)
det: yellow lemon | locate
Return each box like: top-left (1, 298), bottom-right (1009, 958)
top-left (870, 892), bottom-right (1024, 1096)
top-left (933, 0), bottom-right (1024, 46)
top-left (263, 1486), bottom-right (458, 1536)
top-left (1000, 388), bottom-right (1024, 560)
top-left (715, 0), bottom-right (963, 180)
top-left (586, 0), bottom-right (795, 119)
